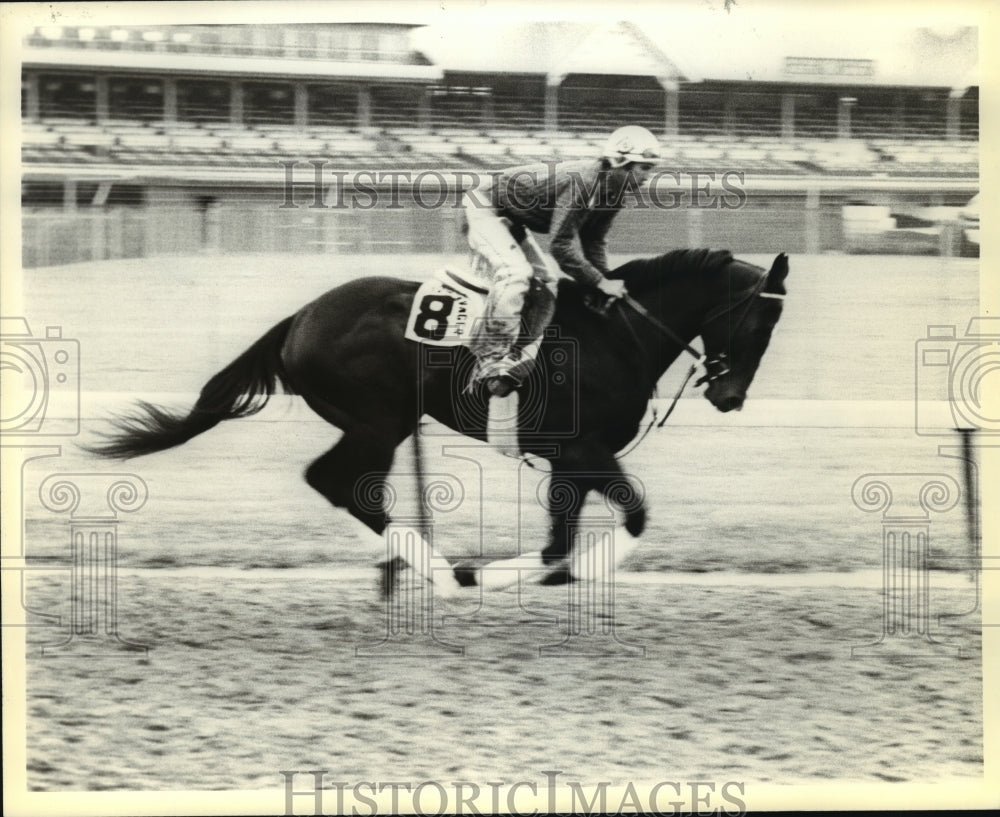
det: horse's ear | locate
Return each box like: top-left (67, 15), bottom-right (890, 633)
top-left (765, 253), bottom-right (789, 293)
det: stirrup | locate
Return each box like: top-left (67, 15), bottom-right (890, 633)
top-left (475, 355), bottom-right (520, 385)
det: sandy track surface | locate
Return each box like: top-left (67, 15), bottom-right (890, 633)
top-left (26, 574), bottom-right (982, 790)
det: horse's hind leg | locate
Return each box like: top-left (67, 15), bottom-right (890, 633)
top-left (305, 430), bottom-right (397, 534)
top-left (304, 425), bottom-right (462, 596)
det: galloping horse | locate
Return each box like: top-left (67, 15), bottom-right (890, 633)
top-left (89, 248), bottom-right (788, 589)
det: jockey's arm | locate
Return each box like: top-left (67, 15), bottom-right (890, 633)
top-left (548, 188), bottom-right (608, 288)
top-left (580, 209), bottom-right (616, 275)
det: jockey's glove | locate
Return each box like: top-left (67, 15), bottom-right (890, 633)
top-left (596, 278), bottom-right (628, 301)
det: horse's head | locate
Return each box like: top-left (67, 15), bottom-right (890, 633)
top-left (700, 253), bottom-right (788, 413)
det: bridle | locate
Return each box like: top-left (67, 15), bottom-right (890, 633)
top-left (694, 269), bottom-right (778, 387)
top-left (612, 270), bottom-right (783, 458)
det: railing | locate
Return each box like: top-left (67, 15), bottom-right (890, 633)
top-left (21, 186), bottom-right (976, 270)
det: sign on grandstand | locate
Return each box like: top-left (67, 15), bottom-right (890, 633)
top-left (785, 57), bottom-right (875, 78)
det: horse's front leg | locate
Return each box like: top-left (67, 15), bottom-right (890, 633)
top-left (541, 469), bottom-right (587, 566)
top-left (544, 447), bottom-right (648, 569)
top-left (587, 448), bottom-right (647, 538)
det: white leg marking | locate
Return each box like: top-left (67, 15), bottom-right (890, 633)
top-left (390, 526), bottom-right (462, 597)
top-left (568, 526), bottom-right (641, 583)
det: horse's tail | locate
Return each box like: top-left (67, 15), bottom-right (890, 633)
top-left (87, 316), bottom-right (296, 459)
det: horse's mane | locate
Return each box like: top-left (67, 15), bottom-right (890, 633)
top-left (606, 248), bottom-right (739, 292)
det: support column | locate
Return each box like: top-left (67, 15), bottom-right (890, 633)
top-left (686, 206), bottom-right (703, 247)
top-left (851, 473), bottom-right (963, 657)
top-left (538, 474), bottom-right (645, 657)
top-left (544, 74), bottom-right (562, 132)
top-left (946, 91), bottom-right (962, 141)
top-left (892, 92), bottom-right (905, 138)
top-left (935, 433), bottom-right (994, 626)
top-left (780, 92), bottom-right (795, 139)
top-left (353, 452), bottom-right (464, 657)
top-left (294, 81), bottom-right (308, 129)
top-left (162, 77), bottom-right (178, 124)
top-left (63, 179), bottom-right (77, 212)
top-left (94, 75), bottom-right (109, 124)
top-left (24, 73), bottom-right (41, 123)
top-left (661, 78), bottom-right (679, 137)
top-left (0, 446), bottom-right (63, 634)
top-left (229, 81), bottom-right (244, 125)
top-left (804, 187), bottom-right (820, 254)
top-left (837, 96), bottom-right (855, 139)
top-left (357, 84), bottom-right (372, 129)
top-left (39, 473), bottom-right (150, 655)
top-left (481, 90), bottom-right (495, 130)
top-left (417, 84), bottom-right (432, 130)
top-left (722, 90), bottom-right (736, 138)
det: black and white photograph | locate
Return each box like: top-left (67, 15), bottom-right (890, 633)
top-left (1, 0), bottom-right (996, 813)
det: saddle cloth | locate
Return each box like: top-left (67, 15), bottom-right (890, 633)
top-left (404, 268), bottom-right (489, 347)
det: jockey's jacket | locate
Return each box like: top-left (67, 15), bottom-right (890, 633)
top-left (488, 159), bottom-right (633, 288)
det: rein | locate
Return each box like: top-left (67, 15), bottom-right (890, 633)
top-left (621, 294), bottom-right (702, 361)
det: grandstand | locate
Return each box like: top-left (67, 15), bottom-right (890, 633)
top-left (20, 21), bottom-right (978, 266)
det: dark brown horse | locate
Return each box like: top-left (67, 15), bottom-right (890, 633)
top-left (88, 249), bottom-right (788, 587)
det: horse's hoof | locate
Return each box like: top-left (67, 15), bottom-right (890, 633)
top-left (378, 556), bottom-right (406, 597)
top-left (625, 505), bottom-right (647, 537)
top-left (453, 564), bottom-right (479, 587)
top-left (539, 567), bottom-right (575, 586)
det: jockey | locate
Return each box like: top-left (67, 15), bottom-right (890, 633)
top-left (461, 125), bottom-right (661, 397)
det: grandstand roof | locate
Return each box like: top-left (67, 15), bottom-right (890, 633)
top-left (22, 47), bottom-right (444, 82)
top-left (414, 19), bottom-right (977, 90)
top-left (412, 21), bottom-right (685, 82)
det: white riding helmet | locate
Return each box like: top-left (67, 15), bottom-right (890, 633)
top-left (602, 125), bottom-right (661, 166)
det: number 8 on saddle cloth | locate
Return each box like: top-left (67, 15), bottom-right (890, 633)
top-left (404, 268), bottom-right (492, 346)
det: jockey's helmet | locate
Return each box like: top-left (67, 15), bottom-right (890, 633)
top-left (602, 125), bottom-right (661, 167)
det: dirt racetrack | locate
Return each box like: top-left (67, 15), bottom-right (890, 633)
top-left (18, 251), bottom-right (984, 795)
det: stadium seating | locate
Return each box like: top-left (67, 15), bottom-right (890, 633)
top-left (23, 96), bottom-right (977, 179)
